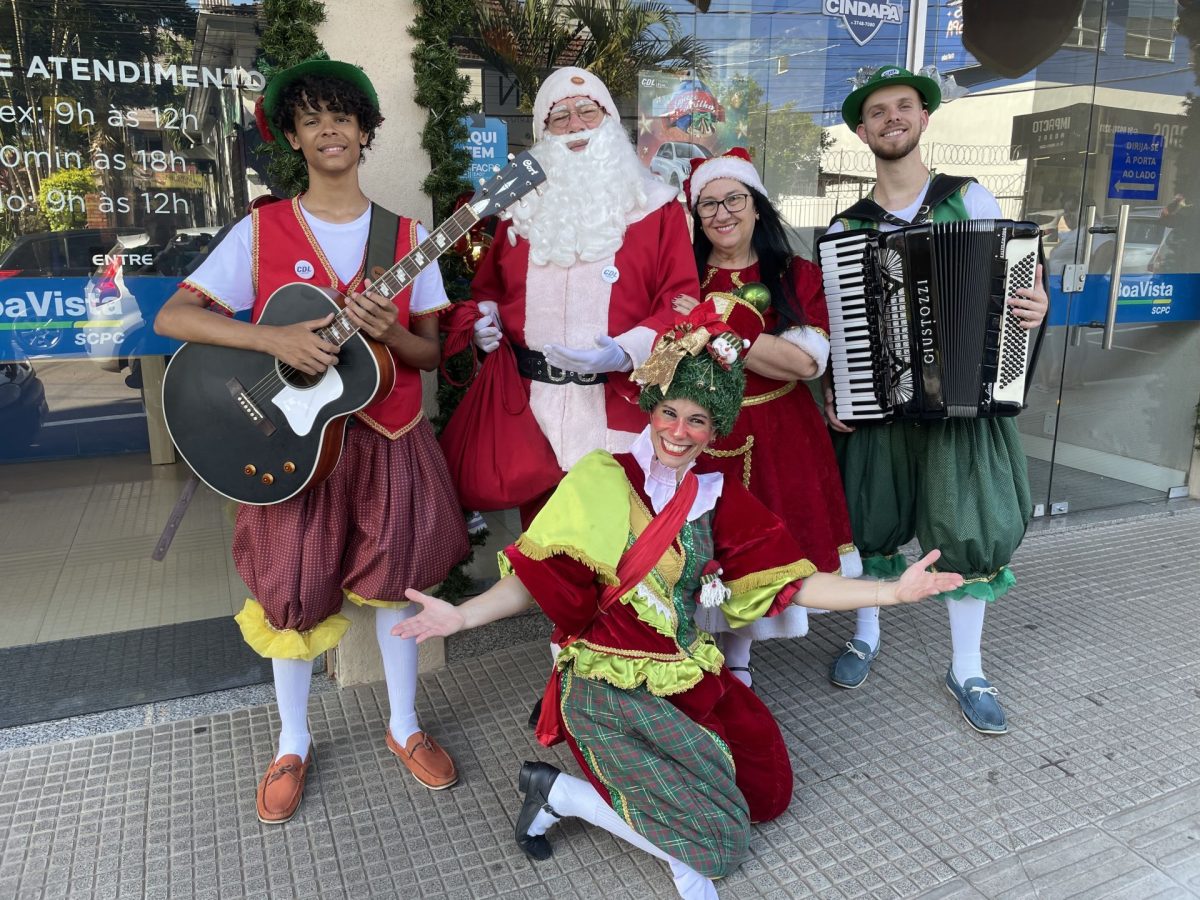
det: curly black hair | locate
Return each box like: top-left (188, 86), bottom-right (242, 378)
top-left (271, 73), bottom-right (384, 158)
top-left (692, 186), bottom-right (807, 331)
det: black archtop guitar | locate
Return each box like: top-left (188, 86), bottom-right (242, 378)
top-left (162, 151), bottom-right (545, 505)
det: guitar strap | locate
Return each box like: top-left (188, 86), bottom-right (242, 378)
top-left (365, 204), bottom-right (401, 281)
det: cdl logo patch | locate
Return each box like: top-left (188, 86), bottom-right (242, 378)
top-left (294, 259), bottom-right (315, 279)
top-left (823, 0), bottom-right (903, 46)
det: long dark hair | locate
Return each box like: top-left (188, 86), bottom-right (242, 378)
top-left (692, 185), bottom-right (805, 331)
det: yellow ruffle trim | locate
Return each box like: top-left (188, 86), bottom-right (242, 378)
top-left (559, 639), bottom-right (724, 697)
top-left (234, 598), bottom-right (350, 661)
top-left (722, 559), bottom-right (817, 629)
top-left (344, 588), bottom-right (412, 609)
top-left (511, 534), bottom-right (619, 585)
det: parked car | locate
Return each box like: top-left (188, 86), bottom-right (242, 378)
top-left (648, 141), bottom-right (712, 190)
top-left (0, 227), bottom-right (147, 278)
top-left (1045, 213), bottom-right (1168, 277)
top-left (0, 358), bottom-right (48, 455)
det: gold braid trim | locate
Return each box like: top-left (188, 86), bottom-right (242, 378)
top-left (702, 435), bottom-right (754, 488)
top-left (291, 196), bottom-right (341, 289)
top-left (742, 382), bottom-right (796, 407)
top-left (353, 409), bottom-right (424, 440)
top-left (513, 534), bottom-right (619, 585)
top-left (837, 542), bottom-right (858, 556)
top-left (936, 565), bottom-right (1006, 584)
top-left (724, 559), bottom-right (817, 596)
top-left (574, 639), bottom-right (690, 663)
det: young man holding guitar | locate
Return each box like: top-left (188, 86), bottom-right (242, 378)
top-left (155, 58), bottom-right (470, 823)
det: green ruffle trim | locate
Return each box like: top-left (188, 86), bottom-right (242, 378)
top-left (861, 556), bottom-right (1017, 602)
top-left (938, 565), bottom-right (1016, 602)
top-left (560, 639), bottom-right (724, 698)
top-left (862, 553), bottom-right (909, 579)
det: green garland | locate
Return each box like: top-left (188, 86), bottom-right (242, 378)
top-left (410, 0), bottom-right (489, 601)
top-left (257, 0), bottom-right (328, 195)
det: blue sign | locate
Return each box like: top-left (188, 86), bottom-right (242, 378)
top-left (459, 115), bottom-right (509, 186)
top-left (823, 0), bottom-right (904, 46)
top-left (0, 276), bottom-right (183, 362)
top-left (1046, 273), bottom-right (1200, 326)
top-left (1108, 131), bottom-right (1164, 201)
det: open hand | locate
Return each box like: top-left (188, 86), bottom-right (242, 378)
top-left (391, 589), bottom-right (467, 643)
top-left (1008, 263), bottom-right (1048, 330)
top-left (892, 549), bottom-right (965, 603)
top-left (272, 314), bottom-right (338, 375)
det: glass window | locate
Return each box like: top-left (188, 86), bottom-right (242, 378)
top-left (1066, 0), bottom-right (1107, 50)
top-left (1126, 0), bottom-right (1176, 61)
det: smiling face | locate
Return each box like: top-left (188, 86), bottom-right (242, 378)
top-left (855, 84), bottom-right (927, 162)
top-left (286, 96), bottom-right (367, 172)
top-left (697, 177), bottom-right (757, 259)
top-left (649, 398), bottom-right (715, 471)
top-left (544, 94), bottom-right (607, 152)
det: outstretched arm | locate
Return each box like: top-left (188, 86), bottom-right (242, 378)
top-left (393, 574), bottom-right (534, 643)
top-left (793, 549), bottom-right (963, 610)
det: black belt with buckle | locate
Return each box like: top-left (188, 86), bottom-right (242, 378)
top-left (512, 344), bottom-right (607, 386)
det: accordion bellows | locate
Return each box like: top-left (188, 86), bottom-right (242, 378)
top-left (818, 219), bottom-right (1039, 423)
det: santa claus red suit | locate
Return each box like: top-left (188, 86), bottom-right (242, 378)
top-left (469, 67), bottom-right (698, 510)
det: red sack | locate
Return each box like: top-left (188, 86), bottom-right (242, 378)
top-left (438, 305), bottom-right (560, 511)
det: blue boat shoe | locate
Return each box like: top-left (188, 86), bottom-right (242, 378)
top-left (945, 668), bottom-right (1008, 734)
top-left (830, 639), bottom-right (878, 689)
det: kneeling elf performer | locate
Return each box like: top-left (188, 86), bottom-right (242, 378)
top-left (394, 305), bottom-right (963, 898)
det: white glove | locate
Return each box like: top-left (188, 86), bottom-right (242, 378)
top-left (543, 334), bottom-right (632, 375)
top-left (473, 300), bottom-right (502, 354)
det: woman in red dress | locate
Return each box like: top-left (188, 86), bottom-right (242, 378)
top-left (679, 148), bottom-right (861, 686)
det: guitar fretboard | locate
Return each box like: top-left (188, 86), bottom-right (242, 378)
top-left (319, 203), bottom-right (480, 347)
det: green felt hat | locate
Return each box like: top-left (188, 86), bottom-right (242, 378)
top-left (841, 65), bottom-right (941, 130)
top-left (260, 57), bottom-right (379, 144)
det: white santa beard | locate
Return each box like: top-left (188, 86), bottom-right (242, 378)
top-left (513, 117), bottom-right (648, 267)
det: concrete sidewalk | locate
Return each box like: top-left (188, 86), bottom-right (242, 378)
top-left (1, 506), bottom-right (1198, 899)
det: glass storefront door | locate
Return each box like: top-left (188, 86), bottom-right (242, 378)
top-left (925, 0), bottom-right (1198, 516)
top-left (1036, 0), bottom-right (1199, 514)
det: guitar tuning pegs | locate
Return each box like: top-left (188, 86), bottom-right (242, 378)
top-left (518, 198), bottom-right (527, 207)
top-left (508, 153), bottom-right (515, 161)
top-left (492, 165), bottom-right (501, 173)
top-left (478, 177), bottom-right (486, 185)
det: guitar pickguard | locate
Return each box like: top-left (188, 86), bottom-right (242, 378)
top-left (269, 367), bottom-right (345, 436)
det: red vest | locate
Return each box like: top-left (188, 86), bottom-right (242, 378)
top-left (251, 196), bottom-right (424, 438)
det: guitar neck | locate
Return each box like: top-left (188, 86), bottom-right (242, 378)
top-left (320, 204), bottom-right (480, 347)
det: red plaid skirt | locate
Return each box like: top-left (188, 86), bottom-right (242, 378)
top-left (232, 418), bottom-right (470, 634)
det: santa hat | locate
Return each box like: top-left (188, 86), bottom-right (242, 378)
top-left (685, 147), bottom-right (768, 209)
top-left (533, 67), bottom-right (619, 141)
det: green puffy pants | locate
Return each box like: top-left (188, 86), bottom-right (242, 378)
top-left (832, 417), bottom-right (1032, 600)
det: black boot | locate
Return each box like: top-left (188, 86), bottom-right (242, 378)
top-left (527, 697), bottom-right (543, 730)
top-left (515, 760), bottom-right (562, 861)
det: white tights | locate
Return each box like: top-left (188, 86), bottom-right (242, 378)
top-left (529, 772), bottom-right (719, 899)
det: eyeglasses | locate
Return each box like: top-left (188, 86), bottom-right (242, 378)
top-left (546, 101), bottom-right (605, 132)
top-left (696, 193), bottom-right (751, 219)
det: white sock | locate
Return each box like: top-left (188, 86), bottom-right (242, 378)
top-left (718, 632), bottom-right (752, 686)
top-left (376, 605), bottom-right (420, 744)
top-left (853, 601), bottom-right (880, 651)
top-left (547, 774), bottom-right (719, 899)
top-left (947, 597), bottom-right (987, 684)
top-left (272, 657), bottom-right (312, 761)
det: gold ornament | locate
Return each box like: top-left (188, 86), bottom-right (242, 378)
top-left (631, 324), bottom-right (713, 396)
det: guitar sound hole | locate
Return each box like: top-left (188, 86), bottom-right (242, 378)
top-left (277, 362), bottom-right (321, 389)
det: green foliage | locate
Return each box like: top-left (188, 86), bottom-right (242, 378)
top-left (411, 0), bottom-right (486, 600)
top-left (37, 168), bottom-right (97, 231)
top-left (256, 0), bottom-right (330, 196)
top-left (467, 0), bottom-right (711, 108)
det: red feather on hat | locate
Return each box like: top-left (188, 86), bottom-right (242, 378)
top-left (254, 95), bottom-right (274, 143)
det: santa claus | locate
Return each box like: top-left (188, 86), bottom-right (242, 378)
top-left (470, 66), bottom-right (698, 521)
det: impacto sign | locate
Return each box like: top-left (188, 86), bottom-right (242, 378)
top-left (823, 0), bottom-right (904, 46)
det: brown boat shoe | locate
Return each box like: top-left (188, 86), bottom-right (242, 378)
top-left (386, 729), bottom-right (458, 790)
top-left (256, 749), bottom-right (313, 824)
